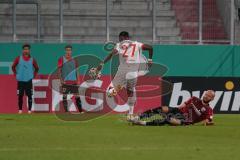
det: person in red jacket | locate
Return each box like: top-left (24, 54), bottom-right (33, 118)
top-left (12, 44), bottom-right (39, 114)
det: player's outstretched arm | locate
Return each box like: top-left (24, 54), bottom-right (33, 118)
top-left (96, 49), bottom-right (117, 71)
top-left (142, 44), bottom-right (153, 67)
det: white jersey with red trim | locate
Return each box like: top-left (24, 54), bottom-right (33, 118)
top-left (114, 40), bottom-right (146, 66)
top-left (108, 40), bottom-right (149, 95)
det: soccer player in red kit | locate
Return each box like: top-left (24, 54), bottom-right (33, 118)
top-left (131, 90), bottom-right (215, 126)
top-left (12, 44), bottom-right (39, 114)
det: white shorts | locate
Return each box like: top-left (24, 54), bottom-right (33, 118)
top-left (111, 64), bottom-right (139, 92)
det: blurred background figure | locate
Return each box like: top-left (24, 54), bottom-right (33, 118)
top-left (236, 0), bottom-right (240, 21)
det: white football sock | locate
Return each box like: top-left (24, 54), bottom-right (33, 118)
top-left (128, 97), bottom-right (136, 115)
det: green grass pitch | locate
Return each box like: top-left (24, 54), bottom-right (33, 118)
top-left (0, 114), bottom-right (239, 160)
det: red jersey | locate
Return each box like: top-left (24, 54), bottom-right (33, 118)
top-left (179, 97), bottom-right (213, 124)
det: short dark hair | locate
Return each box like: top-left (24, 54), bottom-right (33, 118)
top-left (65, 45), bottom-right (72, 50)
top-left (22, 44), bottom-right (31, 49)
top-left (119, 31), bottom-right (129, 38)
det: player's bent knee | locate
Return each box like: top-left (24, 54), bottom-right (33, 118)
top-left (169, 117), bottom-right (182, 126)
top-left (161, 106), bottom-right (169, 113)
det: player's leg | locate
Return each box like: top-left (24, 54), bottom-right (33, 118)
top-left (18, 95), bottom-right (23, 114)
top-left (138, 107), bottom-right (162, 119)
top-left (146, 119), bottom-right (168, 126)
top-left (126, 73), bottom-right (138, 120)
top-left (132, 114), bottom-right (183, 126)
top-left (132, 105), bottom-right (186, 126)
top-left (71, 84), bottom-right (83, 113)
top-left (132, 118), bottom-right (167, 126)
top-left (127, 89), bottom-right (135, 116)
top-left (132, 119), bottom-right (147, 126)
top-left (25, 80), bottom-right (33, 114)
top-left (62, 94), bottom-right (68, 112)
top-left (75, 96), bottom-right (83, 113)
top-left (165, 108), bottom-right (186, 126)
top-left (168, 117), bottom-right (183, 126)
top-left (126, 90), bottom-right (137, 121)
top-left (161, 106), bottom-right (182, 115)
top-left (17, 81), bottom-right (24, 114)
top-left (61, 84), bottom-right (68, 112)
top-left (107, 67), bottom-right (126, 97)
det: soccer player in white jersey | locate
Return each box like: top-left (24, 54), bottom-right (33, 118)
top-left (96, 31), bottom-right (153, 120)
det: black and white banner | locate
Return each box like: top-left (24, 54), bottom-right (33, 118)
top-left (162, 77), bottom-right (240, 114)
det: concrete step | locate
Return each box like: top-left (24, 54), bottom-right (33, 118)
top-left (110, 10), bottom-right (175, 17)
top-left (0, 34), bottom-right (13, 42)
top-left (0, 8), bottom-right (175, 17)
top-left (0, 34), bottom-right (181, 44)
top-left (38, 0), bottom-right (171, 10)
top-left (1, 17), bottom-right (177, 28)
top-left (0, 1), bottom-right (172, 13)
top-left (1, 25), bottom-right (180, 37)
top-left (157, 35), bottom-right (182, 41)
top-left (107, 35), bottom-right (181, 44)
top-left (0, 0), bottom-right (180, 43)
top-left (63, 27), bottom-right (180, 37)
top-left (156, 27), bottom-right (180, 36)
top-left (0, 33), bottom-right (39, 42)
top-left (0, 27), bottom-right (38, 35)
top-left (111, 2), bottom-right (171, 10)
